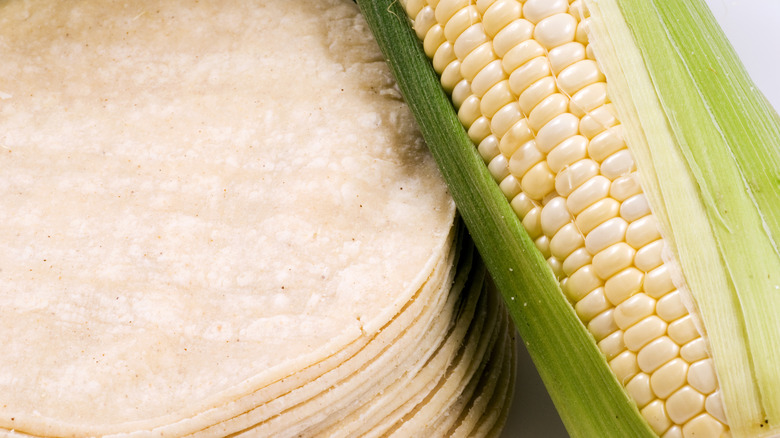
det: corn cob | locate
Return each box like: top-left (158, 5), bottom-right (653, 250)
top-left (357, 0), bottom-right (780, 436)
top-left (397, 1), bottom-right (727, 436)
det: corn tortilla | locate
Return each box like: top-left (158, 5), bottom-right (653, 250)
top-left (0, 0), bottom-right (456, 435)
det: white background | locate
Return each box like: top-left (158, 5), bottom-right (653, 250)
top-left (500, 1), bottom-right (780, 436)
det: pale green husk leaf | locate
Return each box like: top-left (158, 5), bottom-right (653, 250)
top-left (586, 0), bottom-right (780, 436)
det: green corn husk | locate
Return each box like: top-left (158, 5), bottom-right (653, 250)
top-left (587, 1), bottom-right (780, 436)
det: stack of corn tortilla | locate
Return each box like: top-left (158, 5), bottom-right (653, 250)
top-left (0, 0), bottom-right (515, 436)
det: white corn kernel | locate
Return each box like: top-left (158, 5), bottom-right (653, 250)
top-left (668, 315), bottom-right (699, 345)
top-left (541, 196), bottom-right (572, 236)
top-left (518, 77), bottom-right (558, 116)
top-left (562, 247), bottom-right (591, 276)
top-left (471, 59), bottom-right (507, 96)
top-left (522, 0), bottom-right (568, 24)
top-left (502, 39), bottom-right (546, 72)
top-left (656, 290), bottom-right (688, 322)
top-left (482, 0), bottom-right (522, 37)
top-left (533, 13), bottom-right (577, 49)
top-left (641, 400), bottom-right (672, 435)
top-left (635, 240), bottom-right (665, 272)
top-left (624, 315), bottom-right (667, 351)
top-left (509, 57), bottom-right (550, 95)
top-left (614, 292), bottom-right (656, 330)
top-left (441, 59), bottom-right (464, 92)
top-left (535, 235), bottom-right (552, 258)
top-left (598, 330), bottom-right (625, 360)
top-left (585, 216), bottom-right (628, 254)
top-left (680, 338), bottom-right (709, 363)
top-left (414, 6), bottom-right (437, 40)
top-left (580, 104), bottom-right (618, 139)
top-left (610, 172), bottom-right (642, 201)
top-left (478, 135), bottom-right (501, 163)
top-left (457, 94), bottom-right (481, 127)
top-left (522, 206), bottom-right (543, 238)
top-left (574, 16), bottom-right (589, 44)
top-left (588, 308), bottom-right (618, 341)
top-left (433, 41), bottom-right (457, 73)
top-left (509, 192), bottom-right (535, 219)
top-left (567, 175), bottom-right (611, 215)
top-left (604, 267), bottom-right (643, 306)
top-left (444, 6), bottom-right (481, 41)
top-left (585, 41), bottom-right (597, 60)
top-left (621, 194), bottom-right (651, 222)
top-left (570, 82), bottom-right (608, 118)
top-left (492, 19), bottom-right (534, 57)
top-left (662, 426), bottom-right (683, 438)
top-left (555, 159), bottom-right (600, 197)
top-left (610, 350), bottom-right (639, 384)
top-left (626, 215), bottom-right (662, 248)
top-left (705, 391), bottom-right (728, 424)
top-left (682, 414), bottom-right (726, 438)
top-left (475, 0), bottom-right (498, 14)
top-left (547, 41), bottom-right (586, 75)
top-left (568, 0), bottom-right (589, 21)
top-left (508, 140), bottom-right (544, 176)
top-left (547, 135), bottom-right (589, 173)
top-left (424, 24), bottom-right (447, 58)
top-left (454, 24), bottom-right (490, 59)
top-left (588, 126), bottom-right (626, 162)
top-left (488, 97), bottom-right (522, 134)
top-left (521, 161), bottom-right (556, 200)
top-left (565, 264), bottom-right (602, 301)
top-left (403, 0), bottom-right (426, 18)
top-left (592, 242), bottom-right (635, 280)
top-left (638, 336), bottom-right (680, 373)
top-left (688, 359), bottom-right (717, 395)
top-left (500, 119), bottom-right (533, 156)
top-left (626, 373), bottom-right (654, 408)
top-left (549, 223), bottom-right (585, 260)
top-left (468, 116), bottom-right (492, 143)
top-left (557, 59), bottom-right (604, 95)
top-left (451, 79), bottom-right (472, 107)
top-left (575, 286), bottom-right (609, 322)
top-left (574, 197), bottom-right (620, 235)
top-left (644, 264), bottom-right (676, 299)
top-left (547, 255), bottom-right (564, 279)
top-left (499, 174), bottom-right (522, 199)
top-left (650, 358), bottom-right (688, 399)
top-left (436, 6), bottom-right (481, 39)
top-left (535, 113), bottom-right (580, 153)
top-left (667, 386), bottom-right (705, 424)
top-left (435, 0), bottom-right (471, 25)
top-left (601, 149), bottom-right (636, 180)
top-left (488, 152), bottom-right (510, 181)
top-left (460, 42), bottom-right (497, 81)
top-left (528, 93), bottom-right (568, 131)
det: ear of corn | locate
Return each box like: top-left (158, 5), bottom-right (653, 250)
top-left (357, 0), bottom-right (780, 437)
top-left (356, 1), bottom-right (654, 437)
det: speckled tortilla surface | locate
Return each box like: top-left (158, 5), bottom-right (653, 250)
top-left (0, 0), bottom-right (455, 434)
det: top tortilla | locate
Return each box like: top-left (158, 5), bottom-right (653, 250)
top-left (0, 0), bottom-right (455, 434)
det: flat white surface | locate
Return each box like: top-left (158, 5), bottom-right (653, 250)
top-left (500, 2), bottom-right (779, 437)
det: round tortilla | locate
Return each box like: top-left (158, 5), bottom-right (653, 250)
top-left (0, 0), bottom-right (456, 435)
